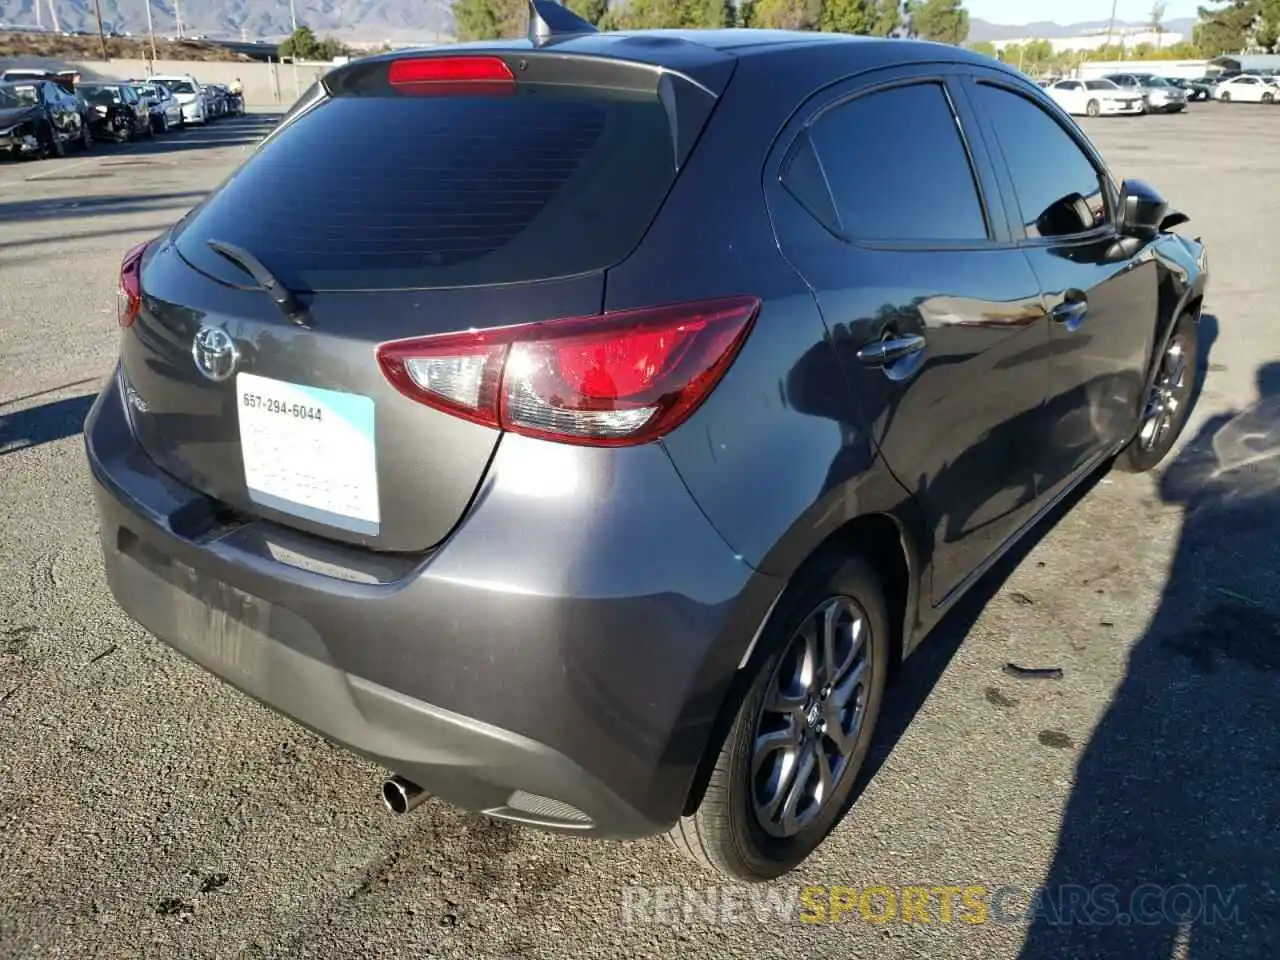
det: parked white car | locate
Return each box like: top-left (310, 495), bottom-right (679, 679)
top-left (1214, 74), bottom-right (1280, 103)
top-left (149, 74), bottom-right (208, 124)
top-left (1045, 78), bottom-right (1145, 117)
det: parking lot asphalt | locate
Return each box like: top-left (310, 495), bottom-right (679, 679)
top-left (1, 103), bottom-right (1279, 960)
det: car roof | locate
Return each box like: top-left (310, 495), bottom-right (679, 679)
top-left (391, 29), bottom-right (1008, 72)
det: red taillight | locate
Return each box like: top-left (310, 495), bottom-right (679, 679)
top-left (377, 297), bottom-right (762, 447)
top-left (387, 56), bottom-right (515, 94)
top-left (117, 240), bottom-right (150, 328)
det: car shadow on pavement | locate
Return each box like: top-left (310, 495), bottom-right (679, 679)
top-left (0, 393), bottom-right (95, 456)
top-left (1018, 362), bottom-right (1280, 953)
top-left (114, 113), bottom-right (281, 159)
top-left (0, 190), bottom-right (207, 224)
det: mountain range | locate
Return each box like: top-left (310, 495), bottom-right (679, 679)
top-left (967, 16), bottom-right (1199, 43)
top-left (0, 2), bottom-right (1198, 45)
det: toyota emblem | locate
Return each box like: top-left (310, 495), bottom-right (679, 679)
top-left (191, 325), bottom-right (239, 382)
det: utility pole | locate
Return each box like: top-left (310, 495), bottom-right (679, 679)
top-left (36, 0), bottom-right (41, 29)
top-left (146, 0), bottom-right (158, 62)
top-left (47, 0), bottom-right (60, 33)
top-left (92, 0), bottom-right (108, 59)
top-left (175, 0), bottom-right (184, 38)
top-left (1104, 0), bottom-right (1119, 52)
top-left (290, 0), bottom-right (299, 34)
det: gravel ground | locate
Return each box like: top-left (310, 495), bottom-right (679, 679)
top-left (1, 104), bottom-right (1278, 960)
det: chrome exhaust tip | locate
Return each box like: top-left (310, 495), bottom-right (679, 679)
top-left (381, 775), bottom-right (428, 815)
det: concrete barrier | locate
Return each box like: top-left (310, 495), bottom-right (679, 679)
top-left (0, 57), bottom-right (333, 106)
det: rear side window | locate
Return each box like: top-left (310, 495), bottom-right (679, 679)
top-left (173, 86), bottom-right (680, 291)
top-left (972, 83), bottom-right (1108, 239)
top-left (799, 81), bottom-right (988, 243)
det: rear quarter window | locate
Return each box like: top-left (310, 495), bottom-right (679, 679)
top-left (792, 81), bottom-right (989, 244)
top-left (173, 86), bottom-right (681, 292)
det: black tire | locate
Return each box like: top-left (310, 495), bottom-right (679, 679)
top-left (668, 552), bottom-right (890, 881)
top-left (1116, 311), bottom-right (1199, 473)
top-left (43, 122), bottom-right (66, 158)
top-left (80, 122), bottom-right (92, 151)
top-left (1086, 99), bottom-right (1101, 117)
top-left (1264, 92), bottom-right (1275, 104)
top-left (1220, 90), bottom-right (1231, 103)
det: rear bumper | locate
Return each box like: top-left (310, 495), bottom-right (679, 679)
top-left (86, 370), bottom-right (780, 838)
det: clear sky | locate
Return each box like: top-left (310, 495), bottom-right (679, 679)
top-left (966, 0), bottom-right (1203, 25)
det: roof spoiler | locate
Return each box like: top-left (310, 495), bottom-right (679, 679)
top-left (528, 0), bottom-right (598, 48)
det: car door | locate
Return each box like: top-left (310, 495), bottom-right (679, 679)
top-left (962, 72), bottom-right (1158, 502)
top-left (765, 66), bottom-right (1052, 605)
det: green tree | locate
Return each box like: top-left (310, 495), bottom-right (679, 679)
top-left (873, 0), bottom-right (901, 35)
top-left (752, 0), bottom-right (818, 29)
top-left (738, 0), bottom-right (758, 25)
top-left (566, 0), bottom-right (610, 24)
top-left (907, 0), bottom-right (968, 44)
top-left (278, 26), bottom-right (348, 60)
top-left (1149, 0), bottom-right (1168, 46)
top-left (453, 0), bottom-right (527, 40)
top-left (608, 0), bottom-right (720, 27)
top-left (1194, 1), bottom-right (1264, 56)
top-left (969, 39), bottom-right (997, 57)
top-left (821, 0), bottom-right (876, 33)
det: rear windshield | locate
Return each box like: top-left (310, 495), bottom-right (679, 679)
top-left (80, 86), bottom-right (121, 105)
top-left (161, 79), bottom-right (196, 94)
top-left (0, 84), bottom-right (38, 107)
top-left (172, 85), bottom-right (680, 291)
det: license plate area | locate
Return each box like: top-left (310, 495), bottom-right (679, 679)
top-left (236, 373), bottom-right (379, 535)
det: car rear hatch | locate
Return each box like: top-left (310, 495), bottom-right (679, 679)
top-left (121, 40), bottom-right (737, 552)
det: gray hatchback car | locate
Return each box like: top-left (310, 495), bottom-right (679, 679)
top-left (88, 10), bottom-right (1207, 881)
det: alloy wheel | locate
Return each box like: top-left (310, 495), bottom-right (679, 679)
top-left (1139, 334), bottom-right (1191, 451)
top-left (751, 596), bottom-right (871, 839)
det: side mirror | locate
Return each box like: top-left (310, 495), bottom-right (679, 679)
top-left (1118, 178), bottom-right (1169, 240)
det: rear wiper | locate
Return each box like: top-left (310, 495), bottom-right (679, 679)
top-left (205, 238), bottom-right (309, 326)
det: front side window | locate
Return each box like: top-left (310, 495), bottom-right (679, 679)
top-left (802, 81), bottom-right (988, 243)
top-left (973, 83), bottom-right (1108, 240)
top-left (0, 84), bottom-right (38, 107)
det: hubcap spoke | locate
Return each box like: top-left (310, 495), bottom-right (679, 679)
top-left (753, 720), bottom-right (803, 821)
top-left (829, 658), bottom-right (867, 712)
top-left (778, 744), bottom-right (817, 835)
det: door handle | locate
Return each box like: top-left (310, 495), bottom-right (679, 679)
top-left (856, 333), bottom-right (927, 367)
top-left (1051, 299), bottom-right (1088, 327)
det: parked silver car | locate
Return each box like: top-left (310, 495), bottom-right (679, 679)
top-left (1105, 73), bottom-right (1189, 113)
top-left (128, 80), bottom-right (183, 133)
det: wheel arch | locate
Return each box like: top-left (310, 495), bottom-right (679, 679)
top-left (680, 507), bottom-right (921, 817)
